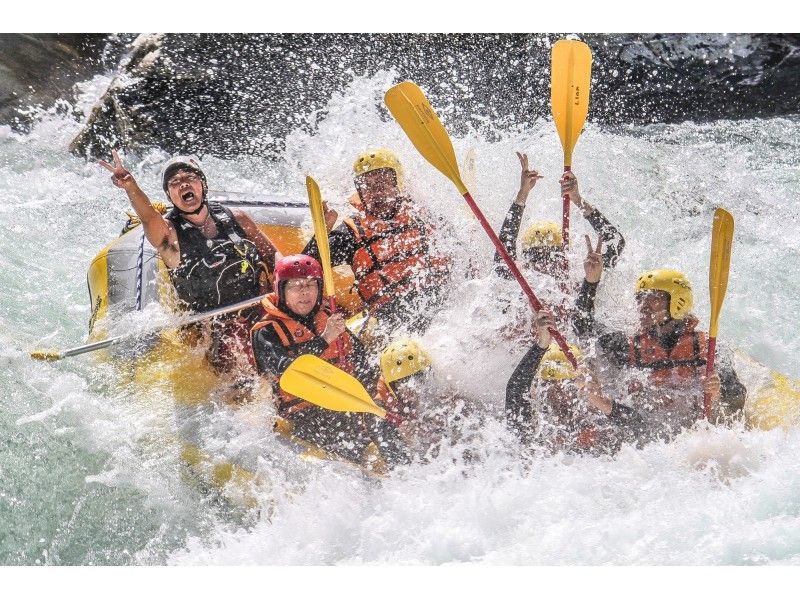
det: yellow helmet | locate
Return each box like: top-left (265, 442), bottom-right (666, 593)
top-left (353, 149), bottom-right (404, 191)
top-left (537, 343), bottom-right (582, 381)
top-left (380, 338), bottom-right (432, 384)
top-left (521, 221), bottom-right (563, 250)
top-left (634, 269), bottom-right (693, 320)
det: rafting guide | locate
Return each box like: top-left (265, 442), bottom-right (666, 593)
top-left (100, 150), bottom-right (279, 371)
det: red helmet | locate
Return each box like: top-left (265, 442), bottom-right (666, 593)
top-left (274, 255), bottom-right (323, 286)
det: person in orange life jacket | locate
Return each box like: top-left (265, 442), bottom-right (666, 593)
top-left (250, 255), bottom-right (410, 466)
top-left (302, 149), bottom-right (452, 338)
top-left (504, 241), bottom-right (621, 456)
top-left (100, 151), bottom-right (279, 372)
top-left (572, 261), bottom-right (746, 445)
top-left (494, 153), bottom-right (626, 315)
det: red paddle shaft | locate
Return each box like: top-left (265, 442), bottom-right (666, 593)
top-left (703, 336), bottom-right (717, 420)
top-left (462, 192), bottom-right (577, 367)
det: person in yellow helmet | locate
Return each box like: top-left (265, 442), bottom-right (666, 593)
top-left (376, 338), bottom-right (433, 419)
top-left (495, 152), bottom-right (625, 281)
top-left (505, 308), bottom-right (620, 455)
top-left (302, 149), bottom-right (452, 339)
top-left (374, 338), bottom-right (475, 461)
top-left (573, 262), bottom-right (746, 444)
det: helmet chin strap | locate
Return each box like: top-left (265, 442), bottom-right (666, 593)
top-left (172, 198), bottom-right (207, 217)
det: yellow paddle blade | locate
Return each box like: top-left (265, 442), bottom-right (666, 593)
top-left (30, 350), bottom-right (61, 361)
top-left (384, 81), bottom-right (468, 195)
top-left (306, 176), bottom-right (336, 297)
top-left (279, 354), bottom-right (387, 418)
top-left (709, 208), bottom-right (734, 337)
top-left (551, 40), bottom-right (592, 167)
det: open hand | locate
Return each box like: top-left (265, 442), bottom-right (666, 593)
top-left (99, 149), bottom-right (136, 191)
top-left (322, 200), bottom-right (338, 232)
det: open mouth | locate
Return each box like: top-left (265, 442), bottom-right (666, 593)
top-left (181, 191), bottom-right (196, 202)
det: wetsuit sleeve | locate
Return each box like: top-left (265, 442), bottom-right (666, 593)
top-left (302, 222), bottom-right (359, 267)
top-left (572, 279), bottom-right (599, 338)
top-left (584, 207), bottom-right (626, 269)
top-left (493, 203), bottom-right (525, 279)
top-left (252, 326), bottom-right (329, 376)
top-left (572, 279), bottom-right (629, 366)
top-left (505, 343), bottom-right (548, 443)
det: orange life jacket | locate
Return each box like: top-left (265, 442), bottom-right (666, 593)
top-left (628, 316), bottom-right (708, 386)
top-left (375, 376), bottom-right (410, 419)
top-left (251, 293), bottom-right (354, 417)
top-left (344, 203), bottom-right (450, 313)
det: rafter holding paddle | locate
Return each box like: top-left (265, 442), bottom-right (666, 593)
top-left (705, 208), bottom-right (734, 419)
top-left (551, 39), bottom-right (592, 249)
top-left (384, 80), bottom-right (578, 367)
top-left (306, 175), bottom-right (346, 367)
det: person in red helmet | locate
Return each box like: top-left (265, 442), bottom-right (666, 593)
top-left (251, 255), bottom-right (410, 467)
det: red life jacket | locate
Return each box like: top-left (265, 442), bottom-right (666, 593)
top-left (343, 202), bottom-right (450, 313)
top-left (628, 315), bottom-right (708, 402)
top-left (251, 293), bottom-right (353, 417)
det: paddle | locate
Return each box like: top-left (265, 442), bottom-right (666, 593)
top-left (551, 39), bottom-right (592, 249)
top-left (279, 354), bottom-right (402, 424)
top-left (306, 175), bottom-right (346, 367)
top-left (704, 207), bottom-right (734, 419)
top-left (384, 80), bottom-right (578, 367)
top-left (31, 295), bottom-right (265, 362)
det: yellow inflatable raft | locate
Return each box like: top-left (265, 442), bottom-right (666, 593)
top-left (85, 193), bottom-right (384, 505)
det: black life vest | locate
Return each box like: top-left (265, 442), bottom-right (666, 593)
top-left (167, 202), bottom-right (264, 312)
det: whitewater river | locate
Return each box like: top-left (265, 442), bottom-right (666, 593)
top-left (2, 71), bottom-right (800, 565)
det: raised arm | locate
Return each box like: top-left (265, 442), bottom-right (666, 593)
top-left (99, 150), bottom-right (177, 261)
top-left (505, 309), bottom-right (553, 444)
top-left (494, 152), bottom-right (543, 277)
top-left (560, 171), bottom-right (626, 268)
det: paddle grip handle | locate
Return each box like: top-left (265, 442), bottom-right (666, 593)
top-left (562, 166), bottom-right (571, 248)
top-left (328, 296), bottom-right (346, 368)
top-left (703, 336), bottom-right (717, 420)
top-left (462, 192), bottom-right (577, 368)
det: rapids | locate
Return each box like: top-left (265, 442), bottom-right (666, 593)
top-left (2, 70), bottom-right (800, 565)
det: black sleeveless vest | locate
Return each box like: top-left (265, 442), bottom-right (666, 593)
top-left (166, 202), bottom-right (263, 312)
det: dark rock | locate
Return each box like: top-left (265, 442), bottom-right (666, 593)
top-left (50, 33), bottom-right (800, 160)
top-left (0, 33), bottom-right (119, 131)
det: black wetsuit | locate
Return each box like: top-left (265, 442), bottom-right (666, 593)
top-left (494, 203), bottom-right (626, 278)
top-left (504, 342), bottom-right (622, 454)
